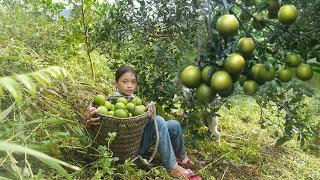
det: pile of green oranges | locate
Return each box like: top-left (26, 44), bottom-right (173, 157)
top-left (93, 95), bottom-right (147, 118)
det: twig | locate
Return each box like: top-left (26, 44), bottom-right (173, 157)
top-left (221, 165), bottom-right (229, 180)
top-left (199, 151), bottom-right (231, 173)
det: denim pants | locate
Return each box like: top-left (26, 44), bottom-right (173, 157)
top-left (138, 115), bottom-right (186, 170)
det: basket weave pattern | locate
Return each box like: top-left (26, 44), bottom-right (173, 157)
top-left (92, 96), bottom-right (152, 161)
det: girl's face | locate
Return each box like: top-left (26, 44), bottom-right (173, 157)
top-left (115, 72), bottom-right (137, 96)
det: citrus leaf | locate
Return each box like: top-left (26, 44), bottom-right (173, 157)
top-left (0, 103), bottom-right (15, 122)
top-left (15, 74), bottom-right (36, 96)
top-left (0, 77), bottom-right (23, 104)
top-left (0, 141), bottom-right (80, 179)
top-left (30, 72), bottom-right (52, 86)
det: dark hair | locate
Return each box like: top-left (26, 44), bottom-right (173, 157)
top-left (115, 65), bottom-right (137, 81)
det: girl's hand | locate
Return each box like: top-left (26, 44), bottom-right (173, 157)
top-left (83, 105), bottom-right (100, 128)
top-left (147, 102), bottom-right (155, 117)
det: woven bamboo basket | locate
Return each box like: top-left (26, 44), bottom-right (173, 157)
top-left (92, 96), bottom-right (153, 162)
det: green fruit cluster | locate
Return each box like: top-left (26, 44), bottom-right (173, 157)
top-left (93, 95), bottom-right (147, 118)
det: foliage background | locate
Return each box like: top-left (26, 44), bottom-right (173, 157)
top-left (0, 0), bottom-right (319, 179)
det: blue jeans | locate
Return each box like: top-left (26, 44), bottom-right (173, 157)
top-left (138, 115), bottom-right (186, 170)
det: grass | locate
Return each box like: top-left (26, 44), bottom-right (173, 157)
top-left (177, 95), bottom-right (320, 180)
top-left (103, 94), bottom-right (320, 179)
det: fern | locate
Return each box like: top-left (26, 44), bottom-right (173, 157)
top-left (0, 66), bottom-right (69, 104)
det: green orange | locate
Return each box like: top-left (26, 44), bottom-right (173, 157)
top-left (278, 5), bottom-right (298, 25)
top-left (126, 102), bottom-right (136, 113)
top-left (224, 53), bottom-right (245, 75)
top-left (210, 71), bottom-right (233, 93)
top-left (295, 64), bottom-right (313, 81)
top-left (94, 95), bottom-right (106, 106)
top-left (238, 38), bottom-right (255, 55)
top-left (114, 102), bottom-right (126, 110)
top-left (201, 65), bottom-right (215, 84)
top-left (216, 14), bottom-right (239, 36)
top-left (97, 106), bottom-right (108, 115)
top-left (195, 83), bottom-right (215, 102)
top-left (117, 97), bottom-right (128, 105)
top-left (285, 53), bottom-right (302, 67)
top-left (131, 97), bottom-right (143, 105)
top-left (243, 80), bottom-right (259, 95)
top-left (132, 106), bottom-right (145, 116)
top-left (113, 109), bottom-right (129, 118)
top-left (180, 66), bottom-right (201, 88)
top-left (277, 68), bottom-right (293, 82)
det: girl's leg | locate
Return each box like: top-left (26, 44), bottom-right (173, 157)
top-left (138, 116), bottom-right (178, 170)
top-left (166, 120), bottom-right (186, 159)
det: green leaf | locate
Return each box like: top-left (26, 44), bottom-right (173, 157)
top-left (0, 77), bottom-right (23, 104)
top-left (15, 74), bottom-right (36, 96)
top-left (0, 103), bottom-right (15, 122)
top-left (0, 175), bottom-right (14, 180)
top-left (0, 141), bottom-right (80, 179)
top-left (44, 67), bottom-right (60, 79)
top-left (0, 56), bottom-right (21, 61)
top-left (30, 72), bottom-right (52, 86)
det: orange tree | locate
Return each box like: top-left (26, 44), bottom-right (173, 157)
top-left (93, 0), bottom-right (319, 150)
top-left (177, 0), bottom-right (320, 149)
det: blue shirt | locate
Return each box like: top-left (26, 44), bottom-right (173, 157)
top-left (114, 91), bottom-right (136, 98)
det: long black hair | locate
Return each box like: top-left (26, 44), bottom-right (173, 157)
top-left (115, 65), bottom-right (137, 81)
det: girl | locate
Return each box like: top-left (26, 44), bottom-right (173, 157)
top-left (84, 65), bottom-right (201, 180)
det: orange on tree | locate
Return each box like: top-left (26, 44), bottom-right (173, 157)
top-left (201, 65), bottom-right (215, 84)
top-left (278, 5), bottom-right (298, 25)
top-left (216, 14), bottom-right (239, 36)
top-left (251, 63), bottom-right (264, 81)
top-left (243, 80), bottom-right (259, 95)
top-left (210, 71), bottom-right (233, 93)
top-left (295, 64), bottom-right (313, 81)
top-left (258, 64), bottom-right (276, 81)
top-left (94, 94), bottom-right (106, 106)
top-left (277, 68), bottom-right (293, 82)
top-left (195, 83), bottom-right (215, 102)
top-left (285, 52), bottom-right (302, 67)
top-left (267, 0), bottom-right (281, 14)
top-left (251, 63), bottom-right (275, 82)
top-left (239, 75), bottom-right (248, 86)
top-left (180, 65), bottom-right (201, 88)
top-left (224, 53), bottom-right (245, 75)
top-left (238, 37), bottom-right (255, 56)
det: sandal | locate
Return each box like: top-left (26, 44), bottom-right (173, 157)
top-left (177, 156), bottom-right (195, 167)
top-left (170, 166), bottom-right (201, 180)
